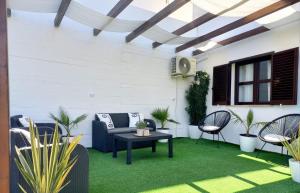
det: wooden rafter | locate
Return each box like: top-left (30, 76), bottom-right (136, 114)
top-left (126, 0), bottom-right (190, 43)
top-left (152, 0), bottom-right (249, 48)
top-left (54, 0), bottom-right (72, 27)
top-left (0, 0), bottom-right (10, 192)
top-left (192, 26), bottom-right (270, 56)
top-left (176, 0), bottom-right (300, 53)
top-left (93, 0), bottom-right (133, 36)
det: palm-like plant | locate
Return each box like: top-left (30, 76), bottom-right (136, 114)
top-left (229, 109), bottom-right (266, 136)
top-left (151, 107), bottom-right (179, 129)
top-left (282, 125), bottom-right (300, 161)
top-left (15, 122), bottom-right (81, 193)
top-left (50, 107), bottom-right (87, 137)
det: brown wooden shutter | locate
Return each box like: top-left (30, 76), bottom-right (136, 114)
top-left (271, 47), bottom-right (298, 105)
top-left (212, 63), bottom-right (231, 105)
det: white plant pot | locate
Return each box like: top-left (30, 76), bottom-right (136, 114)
top-left (188, 125), bottom-right (201, 139)
top-left (136, 129), bottom-right (144, 136)
top-left (239, 134), bottom-right (257, 152)
top-left (157, 129), bottom-right (170, 143)
top-left (289, 159), bottom-right (300, 183)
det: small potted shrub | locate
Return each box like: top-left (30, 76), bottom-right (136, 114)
top-left (136, 121), bottom-right (148, 136)
top-left (230, 109), bottom-right (265, 152)
top-left (151, 107), bottom-right (179, 142)
top-left (50, 107), bottom-right (87, 142)
top-left (185, 71), bottom-right (210, 139)
top-left (282, 125), bottom-right (300, 183)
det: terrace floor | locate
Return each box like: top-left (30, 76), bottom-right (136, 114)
top-left (88, 139), bottom-right (299, 193)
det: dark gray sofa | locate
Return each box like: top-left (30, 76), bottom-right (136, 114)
top-left (10, 115), bottom-right (89, 193)
top-left (92, 113), bottom-right (156, 152)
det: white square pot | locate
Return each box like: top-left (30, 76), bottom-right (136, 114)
top-left (157, 129), bottom-right (170, 143)
top-left (289, 159), bottom-right (300, 183)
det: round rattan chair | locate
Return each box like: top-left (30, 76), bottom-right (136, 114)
top-left (257, 114), bottom-right (300, 156)
top-left (197, 110), bottom-right (231, 145)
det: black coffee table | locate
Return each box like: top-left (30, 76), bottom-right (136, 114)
top-left (112, 131), bottom-right (173, 164)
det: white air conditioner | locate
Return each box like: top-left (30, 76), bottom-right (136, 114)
top-left (171, 56), bottom-right (196, 77)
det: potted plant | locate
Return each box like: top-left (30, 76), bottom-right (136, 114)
top-left (282, 125), bottom-right (300, 183)
top-left (15, 122), bottom-right (81, 193)
top-left (151, 107), bottom-right (179, 142)
top-left (230, 109), bottom-right (265, 152)
top-left (136, 121), bottom-right (148, 136)
top-left (185, 71), bottom-right (210, 139)
top-left (50, 107), bottom-right (87, 142)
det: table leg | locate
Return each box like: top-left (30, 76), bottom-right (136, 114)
top-left (152, 140), bottom-right (156, 153)
top-left (112, 137), bottom-right (117, 158)
top-left (168, 137), bottom-right (173, 158)
top-left (127, 141), bottom-right (132, 164)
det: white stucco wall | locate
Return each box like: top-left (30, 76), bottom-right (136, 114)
top-left (7, 6), bottom-right (193, 147)
top-left (196, 21), bottom-right (300, 153)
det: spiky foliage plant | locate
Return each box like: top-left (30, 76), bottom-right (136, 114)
top-left (151, 107), bottom-right (179, 129)
top-left (229, 109), bottom-right (266, 136)
top-left (136, 121), bottom-right (147, 129)
top-left (282, 125), bottom-right (300, 161)
top-left (50, 107), bottom-right (87, 137)
top-left (15, 122), bottom-right (81, 193)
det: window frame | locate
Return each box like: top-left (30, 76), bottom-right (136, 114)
top-left (234, 54), bottom-right (272, 105)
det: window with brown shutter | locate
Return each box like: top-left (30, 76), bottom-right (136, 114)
top-left (212, 64), bottom-right (231, 105)
top-left (271, 47), bottom-right (298, 105)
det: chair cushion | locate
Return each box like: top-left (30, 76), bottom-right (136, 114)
top-left (202, 125), bottom-right (220, 131)
top-left (128, 113), bottom-right (144, 127)
top-left (96, 113), bottom-right (115, 129)
top-left (108, 127), bottom-right (137, 134)
top-left (264, 134), bottom-right (291, 143)
top-left (11, 128), bottom-right (41, 146)
top-left (18, 116), bottom-right (37, 128)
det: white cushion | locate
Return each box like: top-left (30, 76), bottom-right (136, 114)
top-left (96, 113), bottom-right (115, 129)
top-left (264, 134), bottom-right (291, 143)
top-left (11, 128), bottom-right (41, 146)
top-left (18, 116), bottom-right (36, 127)
top-left (128, 113), bottom-right (144, 128)
top-left (202, 125), bottom-right (220, 131)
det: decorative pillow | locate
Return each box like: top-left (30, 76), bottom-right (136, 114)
top-left (11, 128), bottom-right (41, 146)
top-left (128, 113), bottom-right (144, 128)
top-left (18, 116), bottom-right (37, 128)
top-left (96, 113), bottom-right (115, 129)
top-left (202, 125), bottom-right (220, 131)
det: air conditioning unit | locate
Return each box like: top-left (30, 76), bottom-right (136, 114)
top-left (171, 56), bottom-right (196, 77)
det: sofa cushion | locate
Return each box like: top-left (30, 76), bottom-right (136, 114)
top-left (108, 127), bottom-right (137, 134)
top-left (128, 113), bottom-right (144, 127)
top-left (96, 113), bottom-right (115, 129)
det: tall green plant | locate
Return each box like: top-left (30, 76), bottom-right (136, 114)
top-left (185, 71), bottom-right (210, 125)
top-left (15, 122), bottom-right (81, 193)
top-left (151, 107), bottom-right (178, 129)
top-left (229, 109), bottom-right (266, 136)
top-left (50, 107), bottom-right (87, 137)
top-left (282, 125), bottom-right (300, 161)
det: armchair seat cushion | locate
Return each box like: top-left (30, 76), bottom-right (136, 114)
top-left (264, 134), bottom-right (291, 143)
top-left (108, 128), bottom-right (137, 134)
top-left (107, 127), bottom-right (155, 134)
top-left (201, 125), bottom-right (220, 131)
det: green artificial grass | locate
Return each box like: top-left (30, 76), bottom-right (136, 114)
top-left (88, 139), bottom-right (300, 193)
